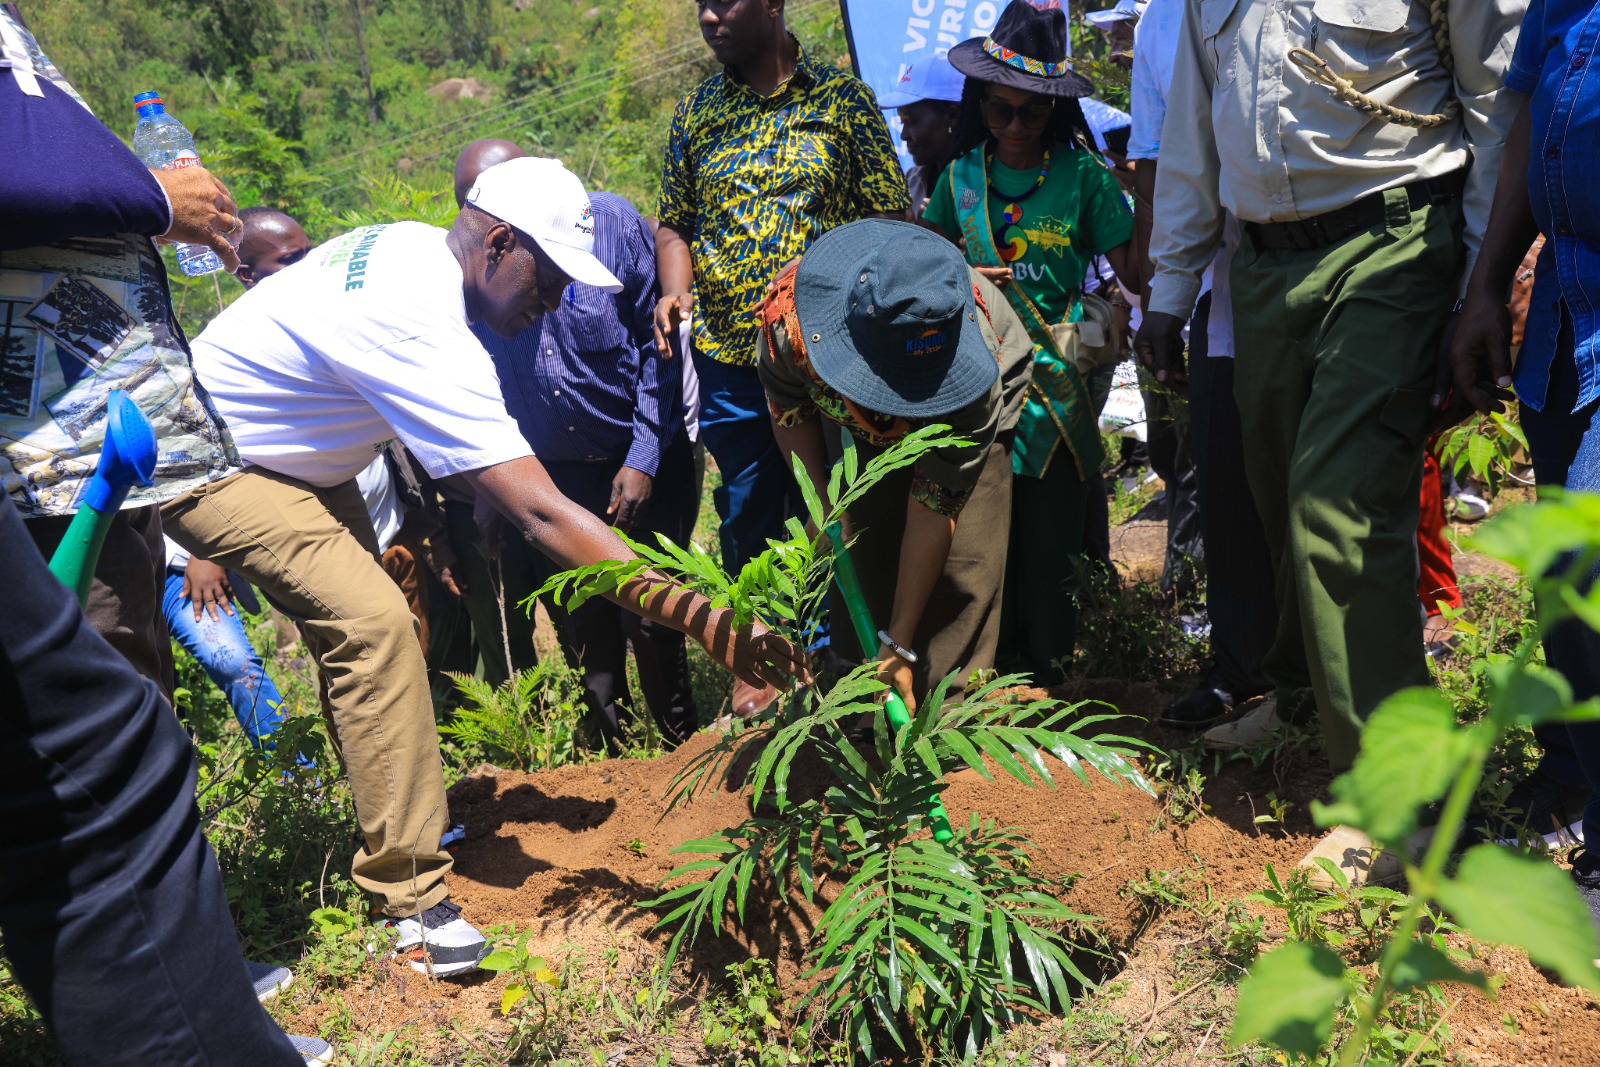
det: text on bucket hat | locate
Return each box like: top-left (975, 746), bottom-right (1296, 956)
top-left (465, 156), bottom-right (622, 293)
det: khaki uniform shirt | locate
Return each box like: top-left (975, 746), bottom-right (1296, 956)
top-left (1147, 0), bottom-right (1526, 319)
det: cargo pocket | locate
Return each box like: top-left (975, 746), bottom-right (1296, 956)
top-left (1358, 385), bottom-right (1431, 508)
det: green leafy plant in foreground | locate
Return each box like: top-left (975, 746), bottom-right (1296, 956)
top-left (439, 662), bottom-right (588, 771)
top-left (540, 427), bottom-right (1157, 1063)
top-left (1232, 491), bottom-right (1600, 1064)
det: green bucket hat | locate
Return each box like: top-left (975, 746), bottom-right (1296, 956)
top-left (792, 220), bottom-right (998, 419)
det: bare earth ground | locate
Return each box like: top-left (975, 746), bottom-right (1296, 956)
top-left (278, 512), bottom-right (1600, 1065)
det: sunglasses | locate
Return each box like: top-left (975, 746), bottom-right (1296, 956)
top-left (981, 98), bottom-right (1054, 129)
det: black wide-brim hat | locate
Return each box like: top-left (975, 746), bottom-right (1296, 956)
top-left (949, 1), bottom-right (1095, 98)
top-left (794, 220), bottom-right (998, 419)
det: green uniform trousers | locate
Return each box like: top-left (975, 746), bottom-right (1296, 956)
top-left (1230, 188), bottom-right (1462, 771)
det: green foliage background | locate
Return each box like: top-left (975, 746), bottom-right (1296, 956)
top-left (22, 0), bottom-right (1129, 340)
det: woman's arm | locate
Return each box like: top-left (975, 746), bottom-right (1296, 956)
top-left (881, 501), bottom-right (956, 710)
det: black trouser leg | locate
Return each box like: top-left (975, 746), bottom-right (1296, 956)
top-left (0, 496), bottom-right (299, 1067)
top-left (535, 433), bottom-right (701, 750)
top-left (1142, 384), bottom-right (1204, 598)
top-left (1187, 300), bottom-right (1276, 697)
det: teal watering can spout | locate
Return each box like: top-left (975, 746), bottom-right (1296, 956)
top-left (826, 521), bottom-right (955, 844)
top-left (47, 391), bottom-right (158, 606)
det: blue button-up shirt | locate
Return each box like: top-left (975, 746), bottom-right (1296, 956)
top-left (472, 192), bottom-right (682, 474)
top-left (1508, 0), bottom-right (1600, 413)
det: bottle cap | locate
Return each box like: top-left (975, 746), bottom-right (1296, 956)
top-left (133, 91), bottom-right (165, 113)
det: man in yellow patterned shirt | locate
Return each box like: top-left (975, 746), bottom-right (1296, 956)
top-left (652, 0), bottom-right (909, 617)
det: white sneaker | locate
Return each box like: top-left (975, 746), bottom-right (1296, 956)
top-left (246, 960), bottom-right (293, 1003)
top-left (1298, 826), bottom-right (1405, 889)
top-left (1203, 694), bottom-right (1282, 750)
top-left (376, 898), bottom-right (490, 977)
top-left (1450, 492), bottom-right (1490, 522)
top-left (290, 1034), bottom-right (333, 1065)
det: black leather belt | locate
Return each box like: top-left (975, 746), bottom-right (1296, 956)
top-left (1244, 169), bottom-right (1467, 252)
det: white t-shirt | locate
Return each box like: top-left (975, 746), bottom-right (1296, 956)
top-left (190, 222), bottom-right (534, 488)
top-left (1128, 0), bottom-right (1234, 358)
top-left (355, 455), bottom-right (405, 553)
top-left (164, 534), bottom-right (190, 572)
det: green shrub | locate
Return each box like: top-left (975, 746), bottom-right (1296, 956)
top-left (440, 662), bottom-right (589, 771)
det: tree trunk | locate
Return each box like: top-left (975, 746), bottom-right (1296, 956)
top-left (348, 0), bottom-right (379, 124)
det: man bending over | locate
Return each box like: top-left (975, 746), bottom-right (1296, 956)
top-left (162, 158), bottom-right (810, 976)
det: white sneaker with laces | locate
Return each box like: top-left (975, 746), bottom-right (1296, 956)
top-left (376, 898), bottom-right (490, 977)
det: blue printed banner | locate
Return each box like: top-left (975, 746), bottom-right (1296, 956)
top-left (841, 0), bottom-right (1016, 105)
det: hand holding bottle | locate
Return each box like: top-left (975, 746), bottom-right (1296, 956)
top-left (152, 165), bottom-right (241, 274)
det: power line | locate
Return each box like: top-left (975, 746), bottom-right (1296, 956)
top-left (312, 35), bottom-right (706, 176)
top-left (312, 0), bottom-right (831, 182)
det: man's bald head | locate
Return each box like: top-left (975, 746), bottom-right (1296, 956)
top-left (454, 139), bottom-right (527, 207)
top-left (236, 207), bottom-right (310, 289)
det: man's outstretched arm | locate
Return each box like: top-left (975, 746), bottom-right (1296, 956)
top-left (467, 456), bottom-right (812, 691)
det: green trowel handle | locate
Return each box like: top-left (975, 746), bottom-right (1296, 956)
top-left (826, 522), bottom-right (954, 843)
top-left (48, 504), bottom-right (115, 607)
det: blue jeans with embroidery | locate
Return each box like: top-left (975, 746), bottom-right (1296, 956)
top-left (162, 571), bottom-right (287, 749)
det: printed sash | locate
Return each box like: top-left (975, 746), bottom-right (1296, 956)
top-left (950, 147), bottom-right (1103, 482)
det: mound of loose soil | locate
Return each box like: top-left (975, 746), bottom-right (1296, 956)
top-left (281, 678), bottom-right (1600, 1063)
top-left (278, 509), bottom-right (1598, 1061)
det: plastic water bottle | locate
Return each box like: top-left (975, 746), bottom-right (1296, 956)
top-left (131, 91), bottom-right (225, 276)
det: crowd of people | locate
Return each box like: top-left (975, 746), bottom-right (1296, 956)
top-left (2, 0), bottom-right (1598, 1060)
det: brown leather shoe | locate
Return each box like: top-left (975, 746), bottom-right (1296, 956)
top-left (731, 680), bottom-right (778, 719)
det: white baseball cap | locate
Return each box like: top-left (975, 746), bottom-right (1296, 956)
top-left (464, 156), bottom-right (622, 294)
top-left (877, 54), bottom-right (966, 108)
top-left (1085, 0), bottom-right (1147, 29)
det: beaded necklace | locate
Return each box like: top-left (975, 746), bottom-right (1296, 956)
top-left (987, 143), bottom-right (1051, 263)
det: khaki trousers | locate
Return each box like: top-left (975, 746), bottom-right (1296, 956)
top-left (161, 467), bottom-right (450, 916)
top-left (1230, 190), bottom-right (1462, 771)
top-left (827, 435), bottom-right (1012, 697)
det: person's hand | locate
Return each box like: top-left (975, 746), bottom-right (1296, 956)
top-left (152, 165), bottom-right (241, 274)
top-left (705, 614), bottom-right (814, 691)
top-left (182, 557), bottom-right (234, 622)
top-left (1446, 290), bottom-right (1517, 417)
top-left (876, 647), bottom-right (917, 714)
top-left (607, 466), bottom-right (653, 534)
top-left (975, 265), bottom-right (1013, 289)
top-left (1134, 310), bottom-right (1189, 391)
top-left (437, 562), bottom-right (469, 598)
top-left (653, 291), bottom-right (694, 356)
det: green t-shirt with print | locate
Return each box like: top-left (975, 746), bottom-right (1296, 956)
top-left (924, 144), bottom-right (1134, 325)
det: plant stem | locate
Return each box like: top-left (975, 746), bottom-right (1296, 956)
top-left (1334, 635), bottom-right (1539, 1067)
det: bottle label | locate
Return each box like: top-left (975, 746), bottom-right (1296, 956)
top-left (165, 151), bottom-right (201, 170)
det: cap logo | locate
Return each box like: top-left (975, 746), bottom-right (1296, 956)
top-left (905, 327), bottom-right (949, 357)
top-left (575, 203), bottom-right (594, 235)
top-left (899, 64), bottom-right (913, 84)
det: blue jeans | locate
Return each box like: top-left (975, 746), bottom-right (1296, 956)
top-left (0, 497), bottom-right (301, 1066)
top-left (1520, 312), bottom-right (1600, 844)
top-left (162, 571), bottom-right (287, 749)
top-left (691, 353), bottom-right (802, 574)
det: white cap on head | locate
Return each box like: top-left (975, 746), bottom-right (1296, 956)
top-left (464, 156), bottom-right (623, 294)
top-left (877, 54), bottom-right (965, 108)
top-left (1085, 0), bottom-right (1147, 28)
